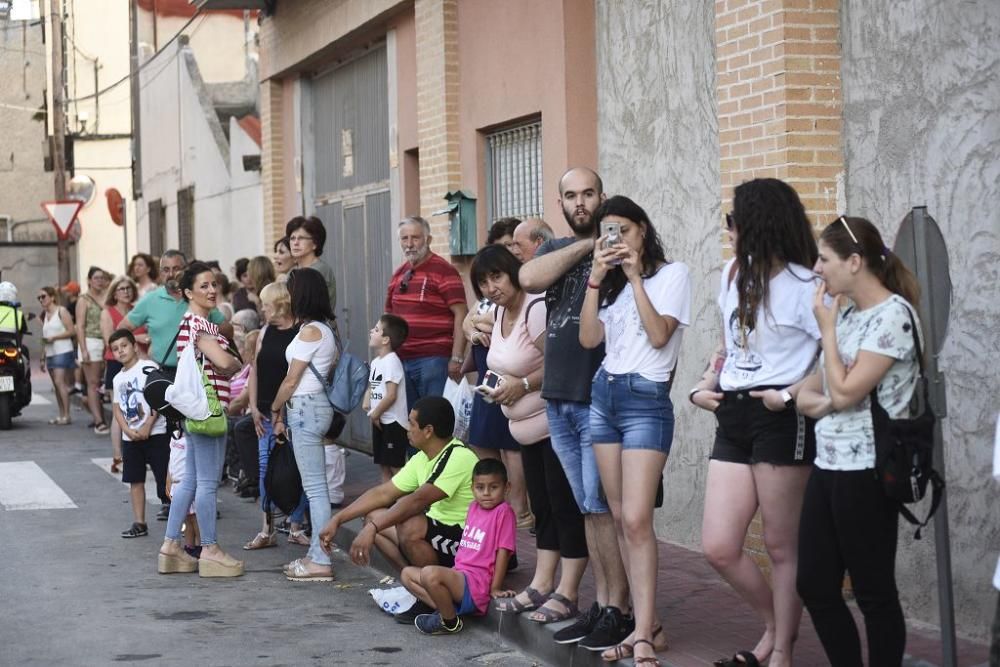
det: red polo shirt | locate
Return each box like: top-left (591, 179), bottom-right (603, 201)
top-left (385, 253), bottom-right (466, 360)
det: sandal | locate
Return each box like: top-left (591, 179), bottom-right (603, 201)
top-left (288, 529), bottom-right (310, 546)
top-left (110, 458), bottom-right (122, 473)
top-left (528, 593), bottom-right (578, 624)
top-left (285, 559), bottom-right (334, 582)
top-left (516, 511), bottom-right (535, 530)
top-left (94, 422), bottom-right (110, 435)
top-left (493, 586), bottom-right (550, 613)
top-left (602, 626), bottom-right (666, 662)
top-left (243, 531), bottom-right (277, 550)
top-left (121, 522), bottom-right (148, 538)
top-left (633, 639), bottom-right (662, 666)
top-left (714, 651), bottom-right (760, 667)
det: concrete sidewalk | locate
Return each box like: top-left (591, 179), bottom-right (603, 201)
top-left (333, 447), bottom-right (990, 667)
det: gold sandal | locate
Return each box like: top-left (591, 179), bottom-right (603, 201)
top-left (243, 531), bottom-right (277, 550)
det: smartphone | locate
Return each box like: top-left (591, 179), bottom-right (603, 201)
top-left (600, 220), bottom-right (623, 265)
top-left (476, 370), bottom-right (503, 403)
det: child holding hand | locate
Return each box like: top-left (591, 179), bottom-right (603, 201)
top-left (401, 458), bottom-right (517, 635)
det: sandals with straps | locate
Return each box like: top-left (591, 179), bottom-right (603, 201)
top-left (633, 638), bottom-right (662, 666)
top-left (493, 586), bottom-right (550, 613)
top-left (528, 593), bottom-right (578, 624)
top-left (602, 625), bottom-right (666, 662)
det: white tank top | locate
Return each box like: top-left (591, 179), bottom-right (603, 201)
top-left (42, 309), bottom-right (74, 357)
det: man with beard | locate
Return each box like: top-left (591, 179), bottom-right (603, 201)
top-left (385, 216), bottom-right (468, 408)
top-left (519, 167), bottom-right (633, 651)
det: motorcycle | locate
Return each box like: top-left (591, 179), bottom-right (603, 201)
top-left (0, 300), bottom-right (32, 430)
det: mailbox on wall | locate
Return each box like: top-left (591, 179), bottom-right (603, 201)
top-left (437, 190), bottom-right (478, 256)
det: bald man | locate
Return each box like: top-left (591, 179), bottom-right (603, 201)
top-left (509, 218), bottom-right (554, 262)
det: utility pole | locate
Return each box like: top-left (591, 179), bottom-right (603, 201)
top-left (50, 0), bottom-right (70, 286)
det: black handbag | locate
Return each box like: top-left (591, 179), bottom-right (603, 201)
top-left (870, 306), bottom-right (944, 539)
top-left (263, 433), bottom-right (304, 515)
top-left (143, 329), bottom-right (185, 423)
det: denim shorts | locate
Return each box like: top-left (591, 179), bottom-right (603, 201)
top-left (590, 368), bottom-right (675, 454)
top-left (46, 350), bottom-right (76, 369)
top-left (547, 400), bottom-right (608, 514)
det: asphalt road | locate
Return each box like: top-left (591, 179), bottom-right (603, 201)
top-left (0, 380), bottom-right (540, 666)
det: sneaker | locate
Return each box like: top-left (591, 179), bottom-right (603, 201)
top-left (121, 522), bottom-right (148, 538)
top-left (578, 606), bottom-right (634, 651)
top-left (553, 601), bottom-right (602, 644)
top-left (393, 600), bottom-right (435, 624)
top-left (156, 504), bottom-right (170, 521)
top-left (414, 612), bottom-right (463, 635)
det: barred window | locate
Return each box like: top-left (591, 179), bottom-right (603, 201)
top-left (148, 199), bottom-right (166, 258)
top-left (485, 120), bottom-right (542, 226)
top-left (177, 186), bottom-right (195, 260)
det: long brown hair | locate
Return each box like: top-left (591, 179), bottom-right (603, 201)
top-left (731, 178), bottom-right (818, 334)
top-left (819, 216), bottom-right (920, 307)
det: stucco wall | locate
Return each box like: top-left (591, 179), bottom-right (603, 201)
top-left (840, 0), bottom-right (1000, 640)
top-left (595, 0), bottom-right (720, 547)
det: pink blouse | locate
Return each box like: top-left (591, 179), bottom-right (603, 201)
top-left (486, 293), bottom-right (548, 445)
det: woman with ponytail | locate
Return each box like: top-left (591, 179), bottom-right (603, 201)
top-left (795, 216), bottom-right (922, 666)
top-left (691, 179), bottom-right (820, 667)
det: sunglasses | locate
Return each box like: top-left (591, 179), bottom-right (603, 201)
top-left (37, 295), bottom-right (48, 302)
top-left (398, 268), bottom-right (415, 294)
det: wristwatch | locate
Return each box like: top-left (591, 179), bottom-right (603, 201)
top-left (780, 389), bottom-right (795, 408)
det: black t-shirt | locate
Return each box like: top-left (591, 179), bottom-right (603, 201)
top-left (255, 322), bottom-right (301, 414)
top-left (536, 237), bottom-right (605, 403)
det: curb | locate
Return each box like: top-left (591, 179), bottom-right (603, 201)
top-left (331, 518), bottom-right (649, 667)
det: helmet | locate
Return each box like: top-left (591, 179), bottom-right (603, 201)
top-left (0, 281), bottom-right (17, 302)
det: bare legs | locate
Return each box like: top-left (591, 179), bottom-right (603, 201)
top-left (48, 367), bottom-right (71, 421)
top-left (594, 443), bottom-right (669, 661)
top-left (81, 360), bottom-right (104, 427)
top-left (701, 461), bottom-right (810, 666)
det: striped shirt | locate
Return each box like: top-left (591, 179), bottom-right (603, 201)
top-left (384, 253), bottom-right (466, 360)
top-left (177, 312), bottom-right (231, 408)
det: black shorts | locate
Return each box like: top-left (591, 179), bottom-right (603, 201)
top-left (122, 432), bottom-right (171, 484)
top-left (104, 360), bottom-right (123, 391)
top-left (710, 389), bottom-right (815, 466)
top-left (424, 517), bottom-right (463, 567)
top-left (372, 421), bottom-right (408, 468)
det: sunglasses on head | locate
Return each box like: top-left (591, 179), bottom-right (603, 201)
top-left (398, 268), bottom-right (415, 294)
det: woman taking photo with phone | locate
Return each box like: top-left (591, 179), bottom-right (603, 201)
top-left (795, 216), bottom-right (922, 666)
top-left (157, 262), bottom-right (243, 578)
top-left (579, 196), bottom-right (691, 665)
top-left (474, 244), bottom-right (589, 626)
top-left (690, 178), bottom-right (820, 667)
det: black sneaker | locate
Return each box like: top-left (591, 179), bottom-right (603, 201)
top-left (393, 601), bottom-right (435, 624)
top-left (121, 522), bottom-right (148, 538)
top-left (156, 504), bottom-right (170, 521)
top-left (553, 601), bottom-right (602, 644)
top-left (578, 606), bottom-right (634, 651)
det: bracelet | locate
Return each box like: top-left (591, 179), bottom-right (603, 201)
top-left (522, 377), bottom-right (530, 392)
top-left (366, 517), bottom-right (380, 533)
top-left (587, 281), bottom-right (601, 290)
top-left (688, 387), bottom-right (702, 405)
top-left (450, 356), bottom-right (463, 364)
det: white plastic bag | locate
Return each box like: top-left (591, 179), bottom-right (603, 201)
top-left (368, 586), bottom-right (417, 616)
top-left (165, 343), bottom-right (209, 420)
top-left (443, 377), bottom-right (474, 442)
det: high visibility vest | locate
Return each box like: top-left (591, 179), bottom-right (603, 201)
top-left (0, 304), bottom-right (25, 335)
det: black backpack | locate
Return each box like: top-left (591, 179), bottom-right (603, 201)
top-left (870, 305), bottom-right (945, 539)
top-left (263, 434), bottom-right (303, 515)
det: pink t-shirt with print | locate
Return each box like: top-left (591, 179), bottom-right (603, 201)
top-left (453, 500), bottom-right (517, 614)
top-left (486, 293), bottom-right (548, 445)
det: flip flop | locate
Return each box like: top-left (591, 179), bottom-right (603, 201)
top-left (285, 559), bottom-right (334, 582)
top-left (714, 651), bottom-right (761, 667)
top-left (528, 592), bottom-right (578, 624)
top-left (493, 586), bottom-right (550, 613)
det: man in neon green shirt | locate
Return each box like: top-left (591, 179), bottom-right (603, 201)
top-left (319, 396), bottom-right (478, 571)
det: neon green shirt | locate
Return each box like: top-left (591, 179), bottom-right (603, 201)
top-left (391, 438), bottom-right (477, 527)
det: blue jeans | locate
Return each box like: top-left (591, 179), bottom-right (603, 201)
top-left (257, 415), bottom-right (307, 524)
top-left (402, 355), bottom-right (450, 409)
top-left (546, 399), bottom-right (608, 514)
top-left (590, 369), bottom-right (675, 453)
top-left (287, 393), bottom-right (334, 566)
top-left (165, 432), bottom-right (225, 546)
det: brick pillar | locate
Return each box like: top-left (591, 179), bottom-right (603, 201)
top-left (260, 78), bottom-right (286, 252)
top-left (715, 0), bottom-right (845, 574)
top-left (414, 0), bottom-right (461, 255)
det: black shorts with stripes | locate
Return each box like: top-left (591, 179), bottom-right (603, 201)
top-left (424, 517), bottom-right (464, 567)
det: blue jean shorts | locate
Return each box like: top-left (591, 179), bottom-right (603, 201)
top-left (590, 368), bottom-right (675, 454)
top-left (547, 399), bottom-right (608, 515)
top-left (46, 350), bottom-right (76, 369)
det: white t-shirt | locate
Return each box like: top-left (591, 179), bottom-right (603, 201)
top-left (718, 260), bottom-right (821, 390)
top-left (598, 262), bottom-right (691, 382)
top-left (112, 360), bottom-right (167, 440)
top-left (368, 351), bottom-right (408, 428)
top-left (814, 295), bottom-right (921, 471)
top-left (285, 321), bottom-right (337, 396)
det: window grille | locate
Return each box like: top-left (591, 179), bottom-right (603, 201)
top-left (486, 120), bottom-right (543, 225)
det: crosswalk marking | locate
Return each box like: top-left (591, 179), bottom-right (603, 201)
top-left (29, 394), bottom-right (52, 406)
top-left (92, 458), bottom-right (161, 501)
top-left (0, 461), bottom-right (78, 510)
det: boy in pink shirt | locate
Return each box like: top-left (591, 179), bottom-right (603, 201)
top-left (401, 458), bottom-right (517, 635)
